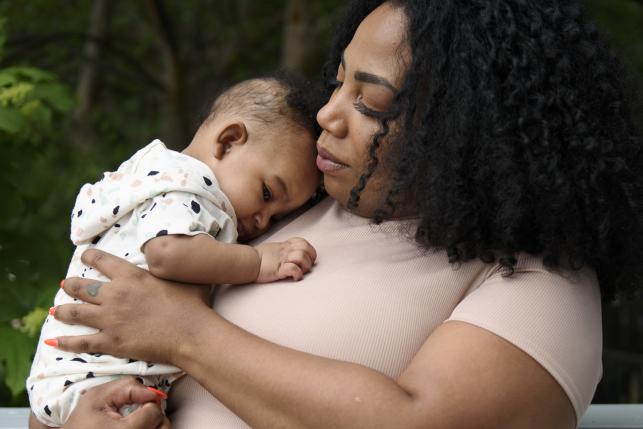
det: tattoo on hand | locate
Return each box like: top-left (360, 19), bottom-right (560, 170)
top-left (87, 282), bottom-right (103, 297)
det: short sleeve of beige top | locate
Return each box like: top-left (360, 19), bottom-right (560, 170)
top-left (168, 198), bottom-right (602, 428)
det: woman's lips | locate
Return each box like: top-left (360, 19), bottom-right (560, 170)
top-left (316, 145), bottom-right (348, 174)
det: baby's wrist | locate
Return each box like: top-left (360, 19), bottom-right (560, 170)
top-left (250, 245), bottom-right (262, 281)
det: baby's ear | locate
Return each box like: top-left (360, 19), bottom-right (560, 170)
top-left (214, 121), bottom-right (248, 160)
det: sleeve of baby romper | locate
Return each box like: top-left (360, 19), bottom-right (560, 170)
top-left (447, 254), bottom-right (603, 426)
top-left (134, 191), bottom-right (227, 250)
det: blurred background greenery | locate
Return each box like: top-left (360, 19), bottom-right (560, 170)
top-left (0, 0), bottom-right (641, 408)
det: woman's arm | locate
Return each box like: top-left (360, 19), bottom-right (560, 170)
top-left (51, 249), bottom-right (575, 429)
top-left (174, 311), bottom-right (575, 429)
top-left (143, 234), bottom-right (316, 284)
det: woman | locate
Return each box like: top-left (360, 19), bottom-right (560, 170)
top-left (39, 0), bottom-right (642, 428)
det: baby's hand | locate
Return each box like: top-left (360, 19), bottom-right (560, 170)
top-left (254, 237), bottom-right (317, 283)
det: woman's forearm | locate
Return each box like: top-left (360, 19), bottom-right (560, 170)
top-left (53, 250), bottom-right (575, 429)
top-left (175, 310), bottom-right (419, 429)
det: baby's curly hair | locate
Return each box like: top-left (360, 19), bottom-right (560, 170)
top-left (326, 0), bottom-right (643, 300)
top-left (203, 70), bottom-right (325, 139)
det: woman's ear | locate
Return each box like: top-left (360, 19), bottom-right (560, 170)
top-left (214, 121), bottom-right (248, 160)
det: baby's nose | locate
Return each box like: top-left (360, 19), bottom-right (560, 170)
top-left (255, 212), bottom-right (270, 231)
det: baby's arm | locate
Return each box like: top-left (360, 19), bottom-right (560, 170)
top-left (144, 234), bottom-right (259, 284)
top-left (143, 234), bottom-right (316, 285)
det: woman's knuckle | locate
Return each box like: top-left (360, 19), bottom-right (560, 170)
top-left (70, 307), bottom-right (81, 320)
top-left (82, 249), bottom-right (103, 267)
top-left (113, 287), bottom-right (129, 301)
top-left (91, 251), bottom-right (104, 265)
top-left (78, 338), bottom-right (91, 352)
top-left (71, 281), bottom-right (82, 296)
top-left (113, 335), bottom-right (123, 347)
top-left (120, 376), bottom-right (138, 388)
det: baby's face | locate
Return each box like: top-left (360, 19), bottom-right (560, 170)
top-left (214, 128), bottom-right (320, 242)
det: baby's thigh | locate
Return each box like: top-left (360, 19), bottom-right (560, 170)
top-left (30, 373), bottom-right (121, 426)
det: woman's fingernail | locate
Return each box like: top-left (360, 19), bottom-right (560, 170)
top-left (60, 279), bottom-right (65, 288)
top-left (44, 338), bottom-right (59, 348)
top-left (146, 386), bottom-right (168, 399)
top-left (48, 307), bottom-right (56, 316)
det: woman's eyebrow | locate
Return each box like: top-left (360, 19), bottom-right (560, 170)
top-left (341, 51), bottom-right (398, 94)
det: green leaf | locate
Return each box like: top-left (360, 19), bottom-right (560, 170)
top-left (21, 99), bottom-right (52, 131)
top-left (0, 106), bottom-right (26, 134)
top-left (0, 325), bottom-right (34, 397)
top-left (20, 307), bottom-right (48, 338)
top-left (0, 82), bottom-right (33, 106)
top-left (29, 83), bottom-right (75, 112)
top-left (0, 71), bottom-right (17, 87)
top-left (4, 66), bottom-right (54, 83)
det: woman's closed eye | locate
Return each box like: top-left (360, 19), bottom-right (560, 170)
top-left (328, 77), bottom-right (386, 119)
top-left (354, 94), bottom-right (385, 118)
top-left (328, 78), bottom-right (343, 91)
top-left (262, 184), bottom-right (273, 202)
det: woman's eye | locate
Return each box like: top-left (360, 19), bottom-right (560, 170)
top-left (354, 95), bottom-right (384, 119)
top-left (262, 184), bottom-right (272, 202)
top-left (329, 78), bottom-right (343, 90)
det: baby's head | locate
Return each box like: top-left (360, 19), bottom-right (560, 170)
top-left (184, 73), bottom-right (324, 242)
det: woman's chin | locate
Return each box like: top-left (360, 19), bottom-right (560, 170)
top-left (323, 176), bottom-right (351, 205)
top-left (323, 178), bottom-right (375, 218)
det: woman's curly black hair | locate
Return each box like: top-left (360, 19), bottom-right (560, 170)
top-left (325, 0), bottom-right (643, 300)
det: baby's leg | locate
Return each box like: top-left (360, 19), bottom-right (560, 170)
top-left (30, 373), bottom-right (121, 426)
top-left (29, 351), bottom-right (180, 426)
top-left (29, 411), bottom-right (54, 429)
top-left (29, 283), bottom-right (180, 425)
top-left (30, 371), bottom-right (179, 426)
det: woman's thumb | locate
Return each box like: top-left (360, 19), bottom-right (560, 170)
top-left (124, 402), bottom-right (164, 428)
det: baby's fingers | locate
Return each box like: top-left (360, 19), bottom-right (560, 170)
top-left (287, 238), bottom-right (317, 262)
top-left (280, 262), bottom-right (304, 281)
top-left (287, 250), bottom-right (314, 273)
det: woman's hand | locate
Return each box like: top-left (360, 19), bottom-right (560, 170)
top-left (47, 249), bottom-right (211, 365)
top-left (29, 378), bottom-right (170, 429)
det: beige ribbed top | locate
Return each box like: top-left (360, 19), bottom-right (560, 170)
top-left (168, 198), bottom-right (602, 427)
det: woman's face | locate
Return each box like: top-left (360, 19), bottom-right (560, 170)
top-left (316, 2), bottom-right (409, 217)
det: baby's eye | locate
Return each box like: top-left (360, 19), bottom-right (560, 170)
top-left (262, 184), bottom-right (272, 202)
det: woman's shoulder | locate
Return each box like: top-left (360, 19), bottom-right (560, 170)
top-left (460, 252), bottom-right (601, 327)
top-left (449, 253), bottom-right (602, 423)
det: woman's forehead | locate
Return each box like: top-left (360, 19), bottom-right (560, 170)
top-left (343, 3), bottom-right (409, 86)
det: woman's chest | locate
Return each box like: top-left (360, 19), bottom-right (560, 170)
top-left (214, 217), bottom-right (488, 378)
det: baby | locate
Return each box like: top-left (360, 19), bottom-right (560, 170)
top-left (27, 73), bottom-right (323, 426)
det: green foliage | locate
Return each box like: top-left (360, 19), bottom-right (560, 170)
top-left (0, 326), bottom-right (35, 398)
top-left (0, 66), bottom-right (74, 141)
top-left (0, 18), bottom-right (77, 402)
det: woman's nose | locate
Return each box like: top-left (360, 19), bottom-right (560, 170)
top-left (316, 90), bottom-right (348, 138)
